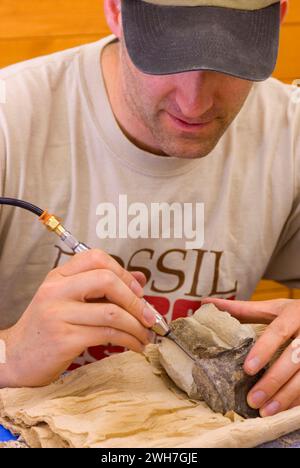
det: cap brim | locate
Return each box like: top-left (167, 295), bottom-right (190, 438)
top-left (122, 0), bottom-right (280, 81)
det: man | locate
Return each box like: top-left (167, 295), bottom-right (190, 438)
top-left (0, 0), bottom-right (299, 418)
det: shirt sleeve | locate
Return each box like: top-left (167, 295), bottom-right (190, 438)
top-left (263, 99), bottom-right (300, 289)
top-left (264, 202), bottom-right (300, 288)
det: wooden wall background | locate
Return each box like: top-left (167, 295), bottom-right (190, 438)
top-left (1, 0), bottom-right (299, 300)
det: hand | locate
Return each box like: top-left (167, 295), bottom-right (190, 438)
top-left (2, 250), bottom-right (156, 388)
top-left (201, 297), bottom-right (300, 417)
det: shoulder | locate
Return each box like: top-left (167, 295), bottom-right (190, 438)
top-left (0, 34), bottom-right (113, 148)
top-left (0, 43), bottom-right (83, 109)
top-left (0, 43), bottom-right (82, 135)
top-left (247, 77), bottom-right (299, 120)
top-left (254, 77), bottom-right (294, 98)
top-left (0, 35), bottom-right (114, 92)
top-left (0, 39), bottom-right (101, 89)
top-left (235, 77), bottom-right (300, 141)
top-left (0, 37), bottom-right (111, 128)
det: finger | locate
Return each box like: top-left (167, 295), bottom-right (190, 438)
top-left (62, 301), bottom-right (153, 346)
top-left (50, 249), bottom-right (144, 298)
top-left (247, 343), bottom-right (300, 409)
top-left (244, 310), bottom-right (300, 376)
top-left (201, 297), bottom-right (286, 324)
top-left (67, 324), bottom-right (146, 355)
top-left (259, 369), bottom-right (300, 417)
top-left (131, 271), bottom-right (147, 288)
top-left (45, 269), bottom-right (156, 328)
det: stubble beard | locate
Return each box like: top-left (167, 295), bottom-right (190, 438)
top-left (119, 43), bottom-right (250, 159)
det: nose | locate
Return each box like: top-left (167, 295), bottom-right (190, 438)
top-left (174, 71), bottom-right (214, 119)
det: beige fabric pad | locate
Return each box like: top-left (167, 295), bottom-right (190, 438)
top-left (0, 344), bottom-right (299, 448)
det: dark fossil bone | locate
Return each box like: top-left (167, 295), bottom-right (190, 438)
top-left (191, 338), bottom-right (263, 418)
top-left (159, 305), bottom-right (264, 418)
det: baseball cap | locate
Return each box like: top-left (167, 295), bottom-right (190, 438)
top-left (121, 0), bottom-right (281, 81)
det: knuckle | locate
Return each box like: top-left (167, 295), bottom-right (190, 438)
top-left (103, 305), bottom-right (121, 326)
top-left (41, 304), bottom-right (64, 330)
top-left (89, 249), bottom-right (109, 268)
top-left (270, 299), bottom-right (289, 314)
top-left (126, 294), bottom-right (141, 314)
top-left (43, 304), bottom-right (60, 321)
top-left (51, 329), bottom-right (69, 354)
top-left (100, 269), bottom-right (116, 288)
top-left (38, 316), bottom-right (67, 350)
top-left (270, 321), bottom-right (291, 342)
top-left (102, 326), bottom-right (118, 342)
top-left (46, 268), bottom-right (59, 280)
top-left (264, 373), bottom-right (282, 392)
top-left (35, 280), bottom-right (60, 303)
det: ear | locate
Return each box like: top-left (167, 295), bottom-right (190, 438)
top-left (280, 0), bottom-right (288, 24)
top-left (104, 0), bottom-right (122, 38)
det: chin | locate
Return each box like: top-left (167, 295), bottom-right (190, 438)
top-left (161, 141), bottom-right (219, 159)
top-left (155, 121), bottom-right (225, 159)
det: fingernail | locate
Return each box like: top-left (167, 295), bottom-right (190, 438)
top-left (143, 307), bottom-right (157, 327)
top-left (148, 331), bottom-right (156, 344)
top-left (249, 390), bottom-right (267, 408)
top-left (261, 401), bottom-right (281, 417)
top-left (246, 357), bottom-right (261, 374)
top-left (130, 280), bottom-right (144, 297)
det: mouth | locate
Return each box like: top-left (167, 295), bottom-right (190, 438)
top-left (166, 112), bottom-right (213, 132)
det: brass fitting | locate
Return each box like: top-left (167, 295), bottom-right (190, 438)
top-left (39, 211), bottom-right (66, 238)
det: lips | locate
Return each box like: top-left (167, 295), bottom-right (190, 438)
top-left (166, 112), bottom-right (213, 131)
top-left (176, 116), bottom-right (210, 126)
top-left (170, 114), bottom-right (211, 126)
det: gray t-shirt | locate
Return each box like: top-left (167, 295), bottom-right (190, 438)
top-left (0, 35), bottom-right (300, 362)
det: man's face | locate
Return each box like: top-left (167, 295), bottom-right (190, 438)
top-left (118, 39), bottom-right (253, 159)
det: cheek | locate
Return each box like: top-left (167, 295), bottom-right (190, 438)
top-left (231, 79), bottom-right (253, 99)
top-left (138, 73), bottom-right (173, 104)
top-left (221, 79), bottom-right (253, 109)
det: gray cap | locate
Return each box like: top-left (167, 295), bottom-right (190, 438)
top-left (122, 0), bottom-right (281, 81)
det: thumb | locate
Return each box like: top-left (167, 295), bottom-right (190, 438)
top-left (201, 297), bottom-right (288, 324)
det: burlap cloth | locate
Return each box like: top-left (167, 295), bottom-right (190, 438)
top-left (0, 344), bottom-right (300, 448)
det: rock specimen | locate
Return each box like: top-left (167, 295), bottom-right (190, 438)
top-left (158, 303), bottom-right (263, 418)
